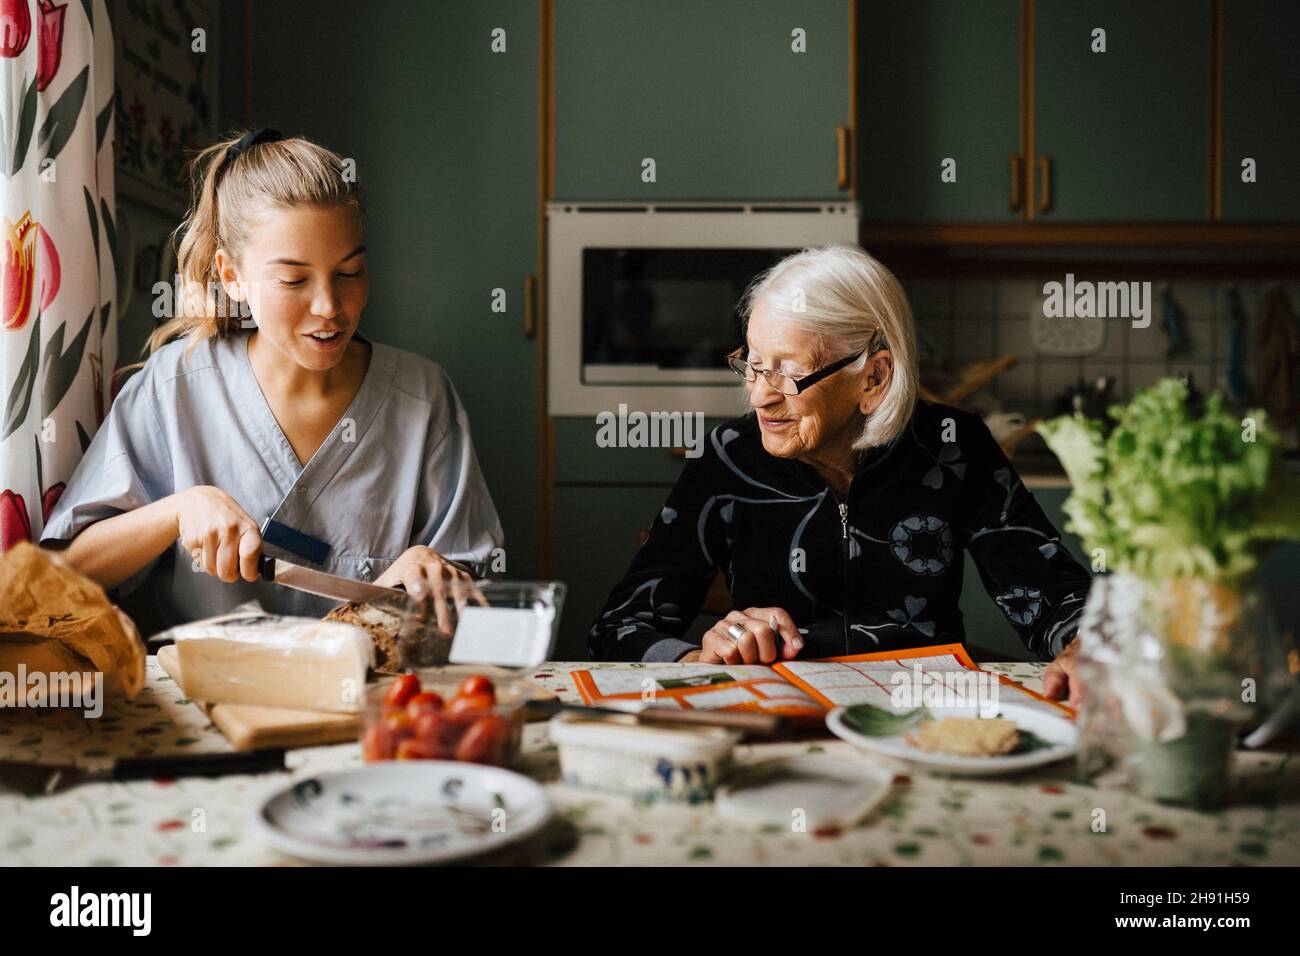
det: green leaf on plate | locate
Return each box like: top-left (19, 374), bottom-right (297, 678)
top-left (840, 702), bottom-right (927, 737)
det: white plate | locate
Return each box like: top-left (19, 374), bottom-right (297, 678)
top-left (716, 755), bottom-right (894, 829)
top-left (825, 701), bottom-right (1078, 777)
top-left (254, 761), bottom-right (553, 865)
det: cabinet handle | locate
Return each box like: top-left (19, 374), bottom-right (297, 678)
top-left (835, 124), bottom-right (850, 190)
top-left (523, 274), bottom-right (537, 338)
top-left (1036, 155), bottom-right (1052, 214)
top-left (1009, 154), bottom-right (1023, 211)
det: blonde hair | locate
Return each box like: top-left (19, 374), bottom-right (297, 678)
top-left (146, 131), bottom-right (363, 358)
top-left (742, 245), bottom-right (918, 451)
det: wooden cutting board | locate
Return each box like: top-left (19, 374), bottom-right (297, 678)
top-left (156, 645), bottom-right (360, 751)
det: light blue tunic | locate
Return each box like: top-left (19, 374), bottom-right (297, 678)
top-left (41, 331), bottom-right (503, 628)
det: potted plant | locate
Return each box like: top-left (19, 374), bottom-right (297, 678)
top-left (1038, 378), bottom-right (1300, 807)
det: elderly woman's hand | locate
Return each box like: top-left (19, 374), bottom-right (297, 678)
top-left (698, 608), bottom-right (805, 664)
top-left (1042, 635), bottom-right (1085, 708)
top-left (373, 545), bottom-right (482, 634)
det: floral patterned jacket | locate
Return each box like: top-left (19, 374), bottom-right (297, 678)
top-left (588, 401), bottom-right (1092, 663)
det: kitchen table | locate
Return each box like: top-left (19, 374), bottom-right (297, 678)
top-left (0, 658), bottom-right (1296, 866)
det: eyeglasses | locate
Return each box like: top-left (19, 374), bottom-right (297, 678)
top-left (727, 336), bottom-right (885, 396)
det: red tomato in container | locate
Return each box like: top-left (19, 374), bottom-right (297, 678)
top-left (384, 674), bottom-right (422, 709)
top-left (395, 737), bottom-right (444, 761)
top-left (362, 725), bottom-right (394, 762)
top-left (405, 691), bottom-right (444, 722)
top-left (447, 692), bottom-right (495, 715)
top-left (383, 709), bottom-right (412, 738)
top-left (456, 675), bottom-right (496, 702)
top-left (455, 715), bottom-right (508, 764)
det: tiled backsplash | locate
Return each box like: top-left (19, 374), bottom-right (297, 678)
top-left (904, 276), bottom-right (1300, 417)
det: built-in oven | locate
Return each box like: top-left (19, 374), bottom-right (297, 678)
top-left (547, 202), bottom-right (859, 416)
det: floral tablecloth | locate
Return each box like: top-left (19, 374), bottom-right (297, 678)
top-left (0, 659), bottom-right (1296, 866)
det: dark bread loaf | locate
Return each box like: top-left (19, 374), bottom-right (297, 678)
top-left (322, 601), bottom-right (453, 675)
top-left (323, 601), bottom-right (404, 675)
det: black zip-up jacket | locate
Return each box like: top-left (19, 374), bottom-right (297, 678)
top-left (588, 401), bottom-right (1092, 663)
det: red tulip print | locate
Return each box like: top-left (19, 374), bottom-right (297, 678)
top-left (2, 212), bottom-right (59, 332)
top-left (0, 0), bottom-right (31, 58)
top-left (35, 0), bottom-right (66, 92)
top-left (41, 481), bottom-right (65, 524)
top-left (1, 489), bottom-right (32, 550)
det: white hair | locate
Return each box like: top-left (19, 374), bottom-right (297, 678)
top-left (741, 245), bottom-right (919, 450)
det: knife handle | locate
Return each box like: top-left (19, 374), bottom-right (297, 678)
top-left (111, 749), bottom-right (288, 782)
top-left (258, 555), bottom-right (276, 581)
top-left (260, 518), bottom-right (331, 565)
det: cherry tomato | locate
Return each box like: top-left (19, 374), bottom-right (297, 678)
top-left (383, 709), bottom-right (412, 738)
top-left (384, 673), bottom-right (422, 709)
top-left (411, 711), bottom-right (444, 742)
top-left (455, 714), bottom-right (508, 764)
top-left (405, 691), bottom-right (444, 722)
top-left (456, 675), bottom-right (496, 703)
top-left (395, 737), bottom-right (444, 760)
top-left (447, 692), bottom-right (495, 715)
top-left (361, 725), bottom-right (394, 762)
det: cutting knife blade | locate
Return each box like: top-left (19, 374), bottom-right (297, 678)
top-left (258, 556), bottom-right (409, 607)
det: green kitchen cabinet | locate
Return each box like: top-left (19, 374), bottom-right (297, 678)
top-left (554, 0), bottom-right (851, 201)
top-left (1033, 0), bottom-right (1212, 222)
top-left (856, 0), bottom-right (1022, 222)
top-left (250, 2), bottom-right (542, 577)
top-left (1221, 0), bottom-right (1300, 221)
top-left (554, 482), bottom-right (720, 661)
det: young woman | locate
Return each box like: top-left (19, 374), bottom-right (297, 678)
top-left (41, 129), bottom-right (502, 632)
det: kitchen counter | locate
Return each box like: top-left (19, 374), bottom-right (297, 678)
top-left (1, 658), bottom-right (1296, 866)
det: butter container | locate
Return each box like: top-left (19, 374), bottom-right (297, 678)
top-left (547, 713), bottom-right (740, 803)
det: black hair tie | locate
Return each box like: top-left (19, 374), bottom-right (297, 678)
top-left (218, 127), bottom-right (283, 176)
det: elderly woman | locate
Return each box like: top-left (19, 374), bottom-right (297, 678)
top-left (587, 246), bottom-right (1090, 706)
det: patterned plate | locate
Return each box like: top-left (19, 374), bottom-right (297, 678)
top-left (826, 701), bottom-right (1078, 777)
top-left (254, 761), bottom-right (553, 865)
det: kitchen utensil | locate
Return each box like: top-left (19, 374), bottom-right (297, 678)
top-left (254, 761), bottom-right (553, 865)
top-left (258, 556), bottom-right (409, 606)
top-left (1162, 284), bottom-right (1189, 358)
top-left (918, 355), bottom-right (1020, 406)
top-left (0, 748), bottom-right (287, 797)
top-left (156, 645), bottom-right (360, 750)
top-left (525, 698), bottom-right (786, 736)
top-left (825, 700), bottom-right (1078, 777)
top-left (1225, 285), bottom-right (1249, 401)
top-left (1031, 290), bottom-right (1106, 357)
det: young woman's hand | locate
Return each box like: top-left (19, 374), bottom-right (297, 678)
top-left (699, 607), bottom-right (804, 664)
top-left (174, 485), bottom-right (263, 583)
top-left (374, 545), bottom-right (485, 635)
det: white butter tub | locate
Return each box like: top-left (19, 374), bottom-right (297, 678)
top-left (547, 713), bottom-right (741, 804)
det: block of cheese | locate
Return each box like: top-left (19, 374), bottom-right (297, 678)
top-left (170, 611), bottom-right (374, 713)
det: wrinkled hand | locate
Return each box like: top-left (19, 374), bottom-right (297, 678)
top-left (175, 485), bottom-right (262, 583)
top-left (1043, 635), bottom-right (1085, 708)
top-left (374, 545), bottom-right (485, 634)
top-left (699, 607), bottom-right (804, 664)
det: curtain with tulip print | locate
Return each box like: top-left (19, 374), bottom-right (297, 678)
top-left (1, 0), bottom-right (115, 551)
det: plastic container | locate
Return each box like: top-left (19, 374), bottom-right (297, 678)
top-left (548, 713), bottom-right (740, 803)
top-left (362, 670), bottom-right (527, 767)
